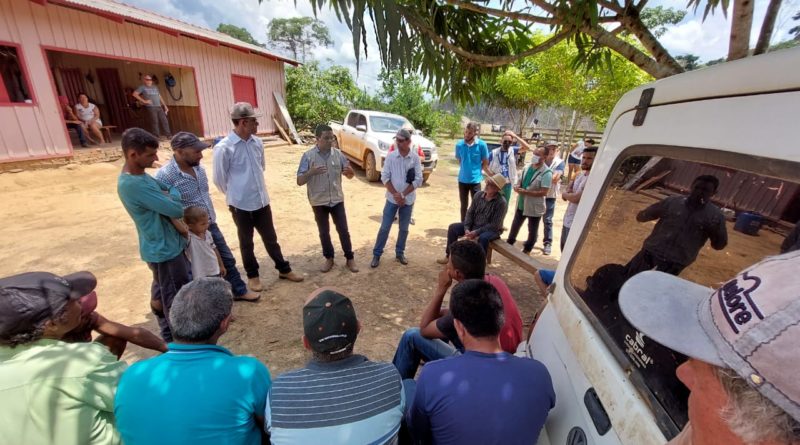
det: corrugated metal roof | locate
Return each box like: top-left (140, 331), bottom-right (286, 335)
top-left (46, 0), bottom-right (299, 65)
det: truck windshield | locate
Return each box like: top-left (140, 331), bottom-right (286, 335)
top-left (370, 116), bottom-right (411, 133)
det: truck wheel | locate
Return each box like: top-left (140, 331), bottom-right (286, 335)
top-left (423, 172), bottom-right (431, 184)
top-left (365, 152), bottom-right (380, 182)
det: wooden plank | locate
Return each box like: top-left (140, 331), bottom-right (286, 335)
top-left (622, 156), bottom-right (663, 190)
top-left (486, 240), bottom-right (546, 275)
top-left (272, 92), bottom-right (300, 143)
top-left (272, 116), bottom-right (290, 143)
top-left (633, 170), bottom-right (672, 193)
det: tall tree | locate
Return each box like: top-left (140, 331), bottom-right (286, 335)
top-left (216, 23), bottom-right (264, 47)
top-left (267, 17), bottom-right (333, 63)
top-left (285, 62), bottom-right (360, 130)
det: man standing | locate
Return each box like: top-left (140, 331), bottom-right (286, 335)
top-left (266, 288), bottom-right (405, 444)
top-left (406, 279), bottom-right (555, 444)
top-left (507, 146), bottom-right (553, 255)
top-left (625, 174), bottom-right (728, 277)
top-left (542, 141), bottom-right (565, 255)
top-left (155, 132), bottom-right (260, 302)
top-left (115, 278), bottom-right (271, 445)
top-left (213, 102), bottom-right (303, 288)
top-left (455, 122), bottom-right (491, 222)
top-left (488, 131), bottom-right (518, 213)
top-left (438, 173), bottom-right (507, 264)
top-left (393, 240), bottom-right (523, 379)
top-left (117, 128), bottom-right (189, 341)
top-left (370, 128), bottom-right (423, 268)
top-left (561, 146), bottom-right (597, 252)
top-left (620, 250), bottom-right (800, 445)
top-left (297, 124), bottom-right (359, 273)
top-left (132, 74), bottom-right (171, 139)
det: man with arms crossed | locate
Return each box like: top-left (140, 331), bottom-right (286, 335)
top-left (561, 146), bottom-right (596, 252)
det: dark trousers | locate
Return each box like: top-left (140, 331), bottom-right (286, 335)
top-left (543, 197), bottom-right (556, 246)
top-left (229, 205), bottom-right (291, 278)
top-left (146, 107), bottom-right (171, 137)
top-left (561, 226), bottom-right (570, 252)
top-left (148, 253), bottom-right (191, 342)
top-left (312, 202), bottom-right (354, 260)
top-left (624, 249), bottom-right (687, 278)
top-left (66, 122), bottom-right (87, 145)
top-left (209, 222), bottom-right (248, 297)
top-left (458, 182), bottom-right (481, 222)
top-left (446, 222), bottom-right (499, 255)
top-left (507, 207), bottom-right (541, 253)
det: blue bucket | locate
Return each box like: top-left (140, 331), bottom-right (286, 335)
top-left (734, 212), bottom-right (762, 236)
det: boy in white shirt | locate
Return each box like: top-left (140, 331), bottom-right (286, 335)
top-left (183, 206), bottom-right (226, 279)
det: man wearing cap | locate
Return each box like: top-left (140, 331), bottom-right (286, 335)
top-left (437, 173), bottom-right (507, 264)
top-left (624, 174), bottom-right (728, 278)
top-left (370, 128), bottom-right (423, 268)
top-left (297, 124), bottom-right (359, 273)
top-left (266, 287), bottom-right (405, 444)
top-left (156, 132), bottom-right (260, 302)
top-left (561, 145), bottom-right (597, 252)
top-left (117, 127), bottom-right (190, 342)
top-left (507, 145), bottom-right (553, 255)
top-left (132, 74), bottom-right (171, 139)
top-left (213, 102), bottom-right (303, 288)
top-left (620, 250), bottom-right (800, 445)
top-left (406, 279), bottom-right (555, 444)
top-left (487, 131), bottom-right (518, 215)
top-left (0, 271), bottom-right (127, 445)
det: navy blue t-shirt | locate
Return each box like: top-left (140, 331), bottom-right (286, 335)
top-left (407, 351), bottom-right (555, 445)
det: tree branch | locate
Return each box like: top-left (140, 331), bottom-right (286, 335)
top-left (583, 24), bottom-right (682, 78)
top-left (618, 9), bottom-right (684, 73)
top-left (753, 0), bottom-right (782, 55)
top-left (443, 0), bottom-right (555, 24)
top-left (597, 0), bottom-right (624, 13)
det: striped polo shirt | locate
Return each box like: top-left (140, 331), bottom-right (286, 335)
top-left (266, 354), bottom-right (404, 445)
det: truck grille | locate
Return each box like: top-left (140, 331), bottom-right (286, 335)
top-left (422, 149), bottom-right (432, 161)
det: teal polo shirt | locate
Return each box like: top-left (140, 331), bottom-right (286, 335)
top-left (114, 343), bottom-right (271, 445)
top-left (455, 139), bottom-right (489, 184)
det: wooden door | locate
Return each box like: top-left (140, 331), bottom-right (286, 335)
top-left (59, 67), bottom-right (84, 105)
top-left (96, 68), bottom-right (129, 130)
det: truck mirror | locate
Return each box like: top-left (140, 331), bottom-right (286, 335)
top-left (414, 129), bottom-right (423, 136)
top-left (356, 125), bottom-right (367, 132)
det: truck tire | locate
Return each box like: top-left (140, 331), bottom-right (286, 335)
top-left (423, 172), bottom-right (431, 184)
top-left (365, 151), bottom-right (380, 182)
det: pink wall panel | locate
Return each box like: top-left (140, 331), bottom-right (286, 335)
top-left (0, 0), bottom-right (286, 162)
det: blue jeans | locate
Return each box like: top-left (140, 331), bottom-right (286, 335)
top-left (148, 253), bottom-right (191, 342)
top-left (561, 225), bottom-right (570, 252)
top-left (373, 201), bottom-right (413, 257)
top-left (392, 328), bottom-right (458, 379)
top-left (445, 222), bottom-right (498, 255)
top-left (543, 197), bottom-right (556, 246)
top-left (209, 222), bottom-right (248, 297)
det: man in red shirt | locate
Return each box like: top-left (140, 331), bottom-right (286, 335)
top-left (392, 240), bottom-right (523, 379)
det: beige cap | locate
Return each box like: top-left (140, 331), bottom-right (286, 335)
top-left (230, 102), bottom-right (262, 120)
top-left (486, 173), bottom-right (508, 190)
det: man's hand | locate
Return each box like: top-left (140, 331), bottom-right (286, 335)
top-left (143, 99), bottom-right (153, 105)
top-left (465, 230), bottom-right (478, 240)
top-left (220, 266), bottom-right (227, 278)
top-left (436, 267), bottom-right (453, 292)
top-left (163, 106), bottom-right (169, 115)
top-left (309, 165), bottom-right (328, 176)
top-left (342, 163), bottom-right (354, 178)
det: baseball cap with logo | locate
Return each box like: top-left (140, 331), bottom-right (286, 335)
top-left (0, 271), bottom-right (97, 338)
top-left (619, 250), bottom-right (800, 422)
top-left (171, 132), bottom-right (210, 150)
top-left (303, 289), bottom-right (358, 355)
top-left (230, 102), bottom-right (262, 120)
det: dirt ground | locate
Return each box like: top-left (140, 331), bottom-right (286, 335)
top-left (0, 140), bottom-right (561, 374)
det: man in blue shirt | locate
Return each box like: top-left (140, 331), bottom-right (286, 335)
top-left (406, 279), bottom-right (556, 445)
top-left (115, 278), bottom-right (271, 445)
top-left (117, 127), bottom-right (189, 341)
top-left (455, 122), bottom-right (491, 222)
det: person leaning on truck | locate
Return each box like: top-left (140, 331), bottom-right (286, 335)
top-left (620, 250), bottom-right (800, 445)
top-left (297, 124), bottom-right (359, 274)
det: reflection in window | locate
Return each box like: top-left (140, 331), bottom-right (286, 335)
top-left (569, 154), bottom-right (800, 432)
top-left (0, 45), bottom-right (32, 104)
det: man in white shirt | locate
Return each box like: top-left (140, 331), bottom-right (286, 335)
top-left (370, 129), bottom-right (423, 268)
top-left (541, 141), bottom-right (565, 255)
top-left (561, 146), bottom-right (596, 252)
top-left (213, 102), bottom-right (303, 290)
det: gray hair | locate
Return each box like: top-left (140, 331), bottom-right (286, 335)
top-left (715, 366), bottom-right (800, 444)
top-left (169, 278), bottom-right (233, 343)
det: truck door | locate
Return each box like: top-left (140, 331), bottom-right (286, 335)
top-left (341, 112), bottom-right (362, 158)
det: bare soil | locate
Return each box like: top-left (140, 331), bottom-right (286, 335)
top-left (0, 141), bottom-right (560, 374)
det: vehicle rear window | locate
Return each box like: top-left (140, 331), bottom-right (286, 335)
top-left (566, 148), bottom-right (800, 436)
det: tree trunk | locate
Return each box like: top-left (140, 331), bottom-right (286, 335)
top-left (754, 0), bottom-right (783, 55)
top-left (585, 25), bottom-right (683, 79)
top-left (728, 0), bottom-right (755, 60)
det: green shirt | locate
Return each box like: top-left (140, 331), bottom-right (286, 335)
top-left (517, 167), bottom-right (537, 211)
top-left (117, 173), bottom-right (187, 263)
top-left (0, 339), bottom-right (127, 445)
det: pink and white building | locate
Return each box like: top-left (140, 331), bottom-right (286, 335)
top-left (0, 0), bottom-right (297, 163)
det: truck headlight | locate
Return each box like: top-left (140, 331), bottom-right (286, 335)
top-left (378, 140), bottom-right (390, 152)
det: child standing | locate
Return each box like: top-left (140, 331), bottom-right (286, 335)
top-left (183, 206), bottom-right (226, 279)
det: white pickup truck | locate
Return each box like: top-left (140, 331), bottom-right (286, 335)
top-left (329, 110), bottom-right (439, 183)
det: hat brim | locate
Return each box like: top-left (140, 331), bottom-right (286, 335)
top-left (232, 113), bottom-right (263, 119)
top-left (62, 271), bottom-right (97, 299)
top-left (619, 271), bottom-right (725, 367)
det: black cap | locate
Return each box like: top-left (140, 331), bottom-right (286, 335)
top-left (0, 271), bottom-right (96, 337)
top-left (303, 290), bottom-right (358, 355)
top-left (171, 132), bottom-right (210, 150)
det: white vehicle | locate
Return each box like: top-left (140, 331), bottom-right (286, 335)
top-left (527, 47), bottom-right (800, 445)
top-left (329, 110), bottom-right (439, 183)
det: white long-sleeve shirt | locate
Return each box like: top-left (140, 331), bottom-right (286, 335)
top-left (381, 149), bottom-right (423, 205)
top-left (212, 131), bottom-right (270, 211)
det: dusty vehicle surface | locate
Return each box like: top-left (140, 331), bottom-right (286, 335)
top-left (329, 110), bottom-right (439, 183)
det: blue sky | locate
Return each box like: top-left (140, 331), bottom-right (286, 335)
top-left (126, 0), bottom-right (798, 90)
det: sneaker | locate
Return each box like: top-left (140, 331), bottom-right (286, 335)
top-left (248, 277), bottom-right (263, 292)
top-left (396, 255), bottom-right (409, 265)
top-left (543, 244), bottom-right (552, 255)
top-left (346, 259), bottom-right (360, 273)
top-left (370, 256), bottom-right (380, 268)
top-left (436, 256), bottom-right (449, 265)
top-left (278, 271), bottom-right (304, 282)
top-left (320, 258), bottom-right (335, 273)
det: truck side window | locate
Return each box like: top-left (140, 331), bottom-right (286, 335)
top-left (567, 152), bottom-right (800, 434)
top-left (357, 114), bottom-right (367, 129)
top-left (346, 113), bottom-right (359, 128)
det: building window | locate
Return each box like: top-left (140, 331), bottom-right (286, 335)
top-left (231, 75), bottom-right (257, 107)
top-left (0, 44), bottom-right (33, 104)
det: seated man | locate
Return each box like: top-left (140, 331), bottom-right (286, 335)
top-left (266, 288), bottom-right (404, 444)
top-left (0, 271), bottom-right (127, 445)
top-left (393, 240), bottom-right (523, 379)
top-left (406, 279), bottom-right (556, 444)
top-left (60, 95), bottom-right (89, 147)
top-left (114, 278), bottom-right (271, 445)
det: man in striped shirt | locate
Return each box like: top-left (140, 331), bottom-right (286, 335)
top-left (265, 288), bottom-right (405, 444)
